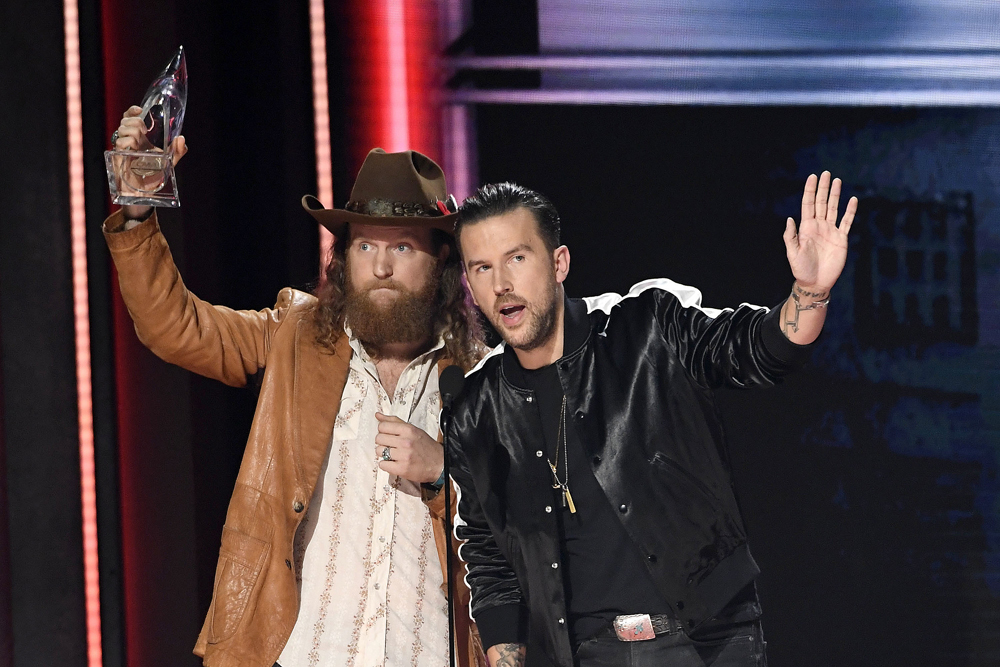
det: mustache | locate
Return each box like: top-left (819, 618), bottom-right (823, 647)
top-left (354, 278), bottom-right (408, 294)
top-left (493, 294), bottom-right (528, 313)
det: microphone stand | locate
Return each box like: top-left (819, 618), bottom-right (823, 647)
top-left (438, 364), bottom-right (465, 667)
top-left (440, 397), bottom-right (456, 667)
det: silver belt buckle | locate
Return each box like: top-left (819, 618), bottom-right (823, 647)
top-left (613, 613), bottom-right (656, 641)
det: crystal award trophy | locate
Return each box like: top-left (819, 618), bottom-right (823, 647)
top-left (104, 47), bottom-right (187, 207)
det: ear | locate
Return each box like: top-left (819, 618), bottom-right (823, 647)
top-left (553, 245), bottom-right (571, 284)
top-left (438, 241), bottom-right (451, 263)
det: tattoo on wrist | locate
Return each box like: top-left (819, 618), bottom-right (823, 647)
top-left (491, 643), bottom-right (526, 667)
top-left (793, 283), bottom-right (829, 299)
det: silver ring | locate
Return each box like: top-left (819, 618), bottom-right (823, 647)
top-left (380, 447), bottom-right (392, 462)
top-left (110, 129), bottom-right (119, 149)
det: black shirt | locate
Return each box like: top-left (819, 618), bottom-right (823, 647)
top-left (511, 298), bottom-right (672, 645)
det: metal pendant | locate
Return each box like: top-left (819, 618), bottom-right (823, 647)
top-left (564, 487), bottom-right (577, 514)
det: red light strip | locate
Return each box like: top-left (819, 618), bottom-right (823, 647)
top-left (385, 0), bottom-right (411, 151)
top-left (309, 0), bottom-right (336, 266)
top-left (447, 104), bottom-right (473, 201)
top-left (63, 0), bottom-right (103, 665)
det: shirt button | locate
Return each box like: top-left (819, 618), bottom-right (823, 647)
top-left (374, 583), bottom-right (380, 590)
top-left (545, 506), bottom-right (552, 513)
top-left (379, 536), bottom-right (385, 543)
top-left (619, 504), bottom-right (628, 513)
top-left (558, 617), bottom-right (565, 625)
top-left (551, 562), bottom-right (559, 569)
top-left (526, 396), bottom-right (533, 403)
top-left (536, 450), bottom-right (544, 458)
top-left (293, 501), bottom-right (304, 513)
top-left (575, 411), bottom-right (584, 420)
top-left (592, 455), bottom-right (601, 466)
top-left (647, 554), bottom-right (658, 564)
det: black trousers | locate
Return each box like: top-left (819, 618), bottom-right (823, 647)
top-left (573, 616), bottom-right (766, 667)
top-left (572, 587), bottom-right (766, 667)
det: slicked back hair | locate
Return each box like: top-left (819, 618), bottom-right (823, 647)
top-left (456, 182), bottom-right (561, 254)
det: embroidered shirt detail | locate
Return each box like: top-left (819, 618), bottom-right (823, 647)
top-left (276, 333), bottom-right (448, 667)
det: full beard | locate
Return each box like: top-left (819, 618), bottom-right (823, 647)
top-left (344, 271), bottom-right (439, 357)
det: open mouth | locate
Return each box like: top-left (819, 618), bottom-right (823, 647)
top-left (498, 303), bottom-right (526, 324)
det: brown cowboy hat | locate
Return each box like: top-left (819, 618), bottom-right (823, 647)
top-left (302, 148), bottom-right (458, 236)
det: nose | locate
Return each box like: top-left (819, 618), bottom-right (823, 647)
top-left (372, 247), bottom-right (393, 280)
top-left (492, 265), bottom-right (512, 296)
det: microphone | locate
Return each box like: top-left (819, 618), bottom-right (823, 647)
top-left (437, 364), bottom-right (464, 667)
top-left (439, 364), bottom-right (466, 410)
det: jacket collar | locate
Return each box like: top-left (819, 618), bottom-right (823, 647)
top-left (502, 295), bottom-right (591, 388)
top-left (293, 324), bottom-right (352, 492)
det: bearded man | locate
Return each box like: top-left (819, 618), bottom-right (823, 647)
top-left (106, 107), bottom-right (485, 667)
top-left (447, 175), bottom-right (856, 667)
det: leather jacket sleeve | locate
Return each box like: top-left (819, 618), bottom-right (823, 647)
top-left (645, 283), bottom-right (812, 390)
top-left (448, 415), bottom-right (528, 649)
top-left (103, 210), bottom-right (292, 387)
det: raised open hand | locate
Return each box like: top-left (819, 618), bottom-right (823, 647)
top-left (783, 171), bottom-right (858, 293)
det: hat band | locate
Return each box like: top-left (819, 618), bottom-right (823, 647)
top-left (345, 198), bottom-right (445, 218)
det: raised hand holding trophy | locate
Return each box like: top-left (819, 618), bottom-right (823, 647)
top-left (105, 47), bottom-right (187, 208)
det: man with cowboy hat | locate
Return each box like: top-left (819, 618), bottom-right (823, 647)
top-left (106, 107), bottom-right (485, 667)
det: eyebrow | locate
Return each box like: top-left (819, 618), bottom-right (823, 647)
top-left (466, 243), bottom-right (533, 270)
top-left (352, 231), bottom-right (423, 245)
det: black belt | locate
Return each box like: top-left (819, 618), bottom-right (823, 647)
top-left (593, 613), bottom-right (684, 642)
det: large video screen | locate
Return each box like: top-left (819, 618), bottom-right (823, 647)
top-left (531, 1), bottom-right (1000, 105)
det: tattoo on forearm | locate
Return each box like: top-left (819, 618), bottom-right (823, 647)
top-left (783, 300), bottom-right (803, 335)
top-left (490, 643), bottom-right (526, 667)
top-left (782, 283), bottom-right (831, 337)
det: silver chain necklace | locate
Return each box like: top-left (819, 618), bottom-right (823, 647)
top-left (547, 396), bottom-right (577, 514)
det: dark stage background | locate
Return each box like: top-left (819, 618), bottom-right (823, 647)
top-left (474, 104), bottom-right (1000, 666)
top-left (1, 1), bottom-right (998, 667)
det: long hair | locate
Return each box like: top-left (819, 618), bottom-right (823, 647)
top-left (312, 227), bottom-right (485, 371)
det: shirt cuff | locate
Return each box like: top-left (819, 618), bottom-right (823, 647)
top-left (474, 603), bottom-right (528, 651)
top-left (759, 302), bottom-right (815, 368)
top-left (102, 209), bottom-right (161, 250)
top-left (102, 208), bottom-right (159, 237)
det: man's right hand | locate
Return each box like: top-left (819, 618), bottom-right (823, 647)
top-left (112, 105), bottom-right (188, 221)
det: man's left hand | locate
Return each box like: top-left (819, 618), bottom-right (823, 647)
top-left (374, 412), bottom-right (444, 485)
top-left (783, 170), bottom-right (858, 293)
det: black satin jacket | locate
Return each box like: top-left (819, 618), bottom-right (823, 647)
top-left (447, 280), bottom-right (812, 667)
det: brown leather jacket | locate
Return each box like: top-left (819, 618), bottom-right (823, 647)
top-left (104, 210), bottom-right (484, 667)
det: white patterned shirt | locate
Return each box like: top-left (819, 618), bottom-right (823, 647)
top-left (276, 330), bottom-right (448, 667)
